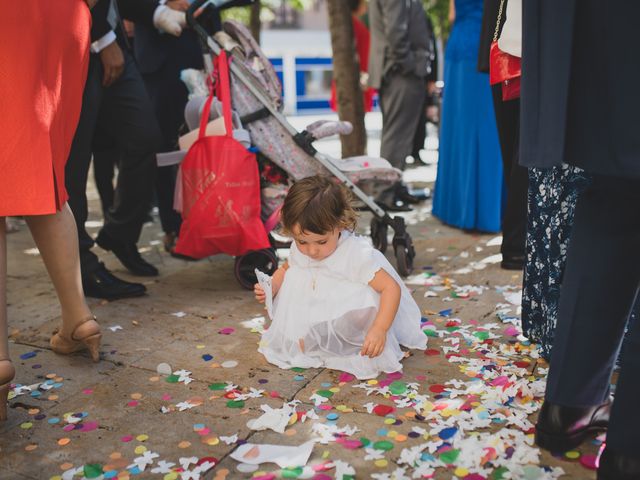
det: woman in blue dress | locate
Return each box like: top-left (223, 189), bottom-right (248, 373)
top-left (433, 0), bottom-right (504, 232)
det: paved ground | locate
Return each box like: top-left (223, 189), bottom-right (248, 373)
top-left (1, 191), bottom-right (602, 480)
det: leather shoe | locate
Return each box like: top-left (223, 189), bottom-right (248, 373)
top-left (535, 397), bottom-right (612, 452)
top-left (598, 447), bottom-right (640, 480)
top-left (396, 187), bottom-right (431, 204)
top-left (82, 263), bottom-right (147, 300)
top-left (96, 230), bottom-right (159, 277)
top-left (375, 200), bottom-right (413, 212)
top-left (501, 254), bottom-right (525, 270)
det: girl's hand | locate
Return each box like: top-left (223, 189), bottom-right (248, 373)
top-left (361, 327), bottom-right (387, 358)
top-left (254, 283), bottom-right (266, 303)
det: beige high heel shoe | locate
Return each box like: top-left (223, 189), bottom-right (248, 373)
top-left (50, 316), bottom-right (102, 363)
top-left (0, 358), bottom-right (16, 421)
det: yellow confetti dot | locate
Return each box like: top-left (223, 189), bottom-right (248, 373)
top-left (136, 434), bottom-right (149, 442)
top-left (374, 459), bottom-right (388, 468)
top-left (20, 422), bottom-right (33, 429)
top-left (454, 467), bottom-right (469, 476)
top-left (329, 387), bottom-right (340, 393)
top-left (25, 444), bottom-right (38, 452)
top-left (367, 379), bottom-right (378, 385)
top-left (178, 440), bottom-right (192, 448)
top-left (131, 393), bottom-right (143, 400)
top-left (60, 463), bottom-right (74, 471)
top-left (54, 376), bottom-right (64, 383)
top-left (565, 451), bottom-right (580, 460)
top-left (46, 373), bottom-right (57, 379)
top-left (395, 434), bottom-right (407, 442)
top-left (57, 438), bottom-right (70, 446)
top-left (288, 415), bottom-right (298, 426)
top-left (163, 474), bottom-right (178, 480)
top-left (383, 418), bottom-right (395, 425)
top-left (117, 473), bottom-right (130, 480)
top-left (252, 473), bottom-right (266, 479)
top-left (322, 450), bottom-right (330, 459)
top-left (205, 437), bottom-right (219, 446)
top-left (134, 445), bottom-right (147, 455)
top-left (387, 431), bottom-right (398, 438)
top-left (109, 452), bottom-right (122, 460)
top-left (336, 405), bottom-right (347, 411)
top-left (49, 477), bottom-right (62, 480)
top-left (196, 344), bottom-right (206, 349)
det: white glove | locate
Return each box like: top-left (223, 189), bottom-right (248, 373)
top-left (153, 5), bottom-right (187, 37)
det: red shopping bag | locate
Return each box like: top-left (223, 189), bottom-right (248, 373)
top-left (174, 51), bottom-right (270, 259)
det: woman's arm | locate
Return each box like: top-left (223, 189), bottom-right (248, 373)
top-left (449, 0), bottom-right (456, 24)
top-left (361, 269), bottom-right (401, 358)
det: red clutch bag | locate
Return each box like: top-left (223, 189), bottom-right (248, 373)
top-left (489, 0), bottom-right (522, 101)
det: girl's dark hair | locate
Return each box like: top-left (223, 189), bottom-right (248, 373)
top-left (348, 0), bottom-right (363, 13)
top-left (281, 176), bottom-right (358, 235)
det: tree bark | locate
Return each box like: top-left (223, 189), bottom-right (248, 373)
top-left (250, 0), bottom-right (261, 44)
top-left (326, 0), bottom-right (367, 157)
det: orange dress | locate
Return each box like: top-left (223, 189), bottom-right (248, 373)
top-left (0, 0), bottom-right (91, 216)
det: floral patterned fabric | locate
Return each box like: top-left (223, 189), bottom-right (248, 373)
top-left (521, 165), bottom-right (638, 361)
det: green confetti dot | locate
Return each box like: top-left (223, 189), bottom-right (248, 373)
top-left (439, 448), bottom-right (460, 464)
top-left (281, 467), bottom-right (303, 478)
top-left (83, 464), bottom-right (104, 479)
top-left (446, 326), bottom-right (461, 332)
top-left (423, 329), bottom-right (438, 337)
top-left (316, 390), bottom-right (334, 398)
top-left (165, 374), bottom-right (180, 383)
top-left (226, 400), bottom-right (245, 408)
top-left (208, 383), bottom-right (227, 391)
top-left (473, 331), bottom-right (490, 341)
top-left (291, 367), bottom-right (306, 373)
top-left (359, 437), bottom-right (371, 447)
top-left (491, 467), bottom-right (509, 480)
top-left (389, 381), bottom-right (407, 395)
top-left (373, 440), bottom-right (394, 451)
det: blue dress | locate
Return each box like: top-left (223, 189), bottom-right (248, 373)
top-left (433, 0), bottom-right (504, 232)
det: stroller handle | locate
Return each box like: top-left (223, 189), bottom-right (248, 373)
top-left (186, 0), bottom-right (214, 50)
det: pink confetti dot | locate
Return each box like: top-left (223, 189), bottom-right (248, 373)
top-left (120, 435), bottom-right (134, 442)
top-left (82, 389), bottom-right (93, 395)
top-left (63, 424), bottom-right (75, 432)
top-left (127, 400), bottom-right (139, 407)
top-left (162, 394), bottom-right (172, 401)
top-left (218, 327), bottom-right (235, 335)
top-left (580, 454), bottom-right (599, 470)
top-left (79, 421), bottom-right (99, 432)
top-left (318, 404), bottom-right (332, 411)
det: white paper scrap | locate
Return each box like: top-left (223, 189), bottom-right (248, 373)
top-left (230, 441), bottom-right (315, 468)
top-left (255, 269), bottom-right (274, 319)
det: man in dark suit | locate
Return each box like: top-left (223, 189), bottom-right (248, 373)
top-left (117, 0), bottom-right (253, 252)
top-left (477, 0), bottom-right (528, 270)
top-left (65, 0), bottom-right (163, 300)
top-left (522, 1), bottom-right (640, 478)
top-left (368, 0), bottom-right (434, 211)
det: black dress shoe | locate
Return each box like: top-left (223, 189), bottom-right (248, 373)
top-left (396, 187), bottom-right (431, 204)
top-left (82, 263), bottom-right (147, 300)
top-left (501, 254), bottom-right (525, 270)
top-left (535, 397), bottom-right (612, 452)
top-left (96, 230), bottom-right (159, 277)
top-left (598, 447), bottom-right (640, 480)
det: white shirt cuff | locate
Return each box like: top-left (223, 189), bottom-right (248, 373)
top-left (90, 30), bottom-right (117, 54)
top-left (153, 4), bottom-right (168, 30)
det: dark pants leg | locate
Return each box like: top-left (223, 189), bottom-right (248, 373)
top-left (545, 174), bottom-right (640, 457)
top-left (96, 50), bottom-right (161, 244)
top-left (65, 54), bottom-right (106, 276)
top-left (377, 72), bottom-right (427, 202)
top-left (92, 146), bottom-right (119, 218)
top-left (491, 84), bottom-right (528, 258)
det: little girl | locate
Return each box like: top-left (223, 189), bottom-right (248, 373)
top-left (254, 175), bottom-right (427, 379)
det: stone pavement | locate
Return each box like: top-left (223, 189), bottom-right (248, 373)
top-left (1, 188), bottom-right (601, 479)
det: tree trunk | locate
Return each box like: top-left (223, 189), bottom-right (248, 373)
top-left (326, 0), bottom-right (367, 157)
top-left (250, 0), bottom-right (261, 44)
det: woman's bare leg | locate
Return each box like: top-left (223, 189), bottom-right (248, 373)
top-left (24, 204), bottom-right (94, 338)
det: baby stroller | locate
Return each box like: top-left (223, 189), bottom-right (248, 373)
top-left (177, 0), bottom-right (416, 289)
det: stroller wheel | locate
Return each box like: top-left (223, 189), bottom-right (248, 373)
top-left (394, 232), bottom-right (415, 277)
top-left (234, 249), bottom-right (278, 290)
top-left (370, 217), bottom-right (388, 253)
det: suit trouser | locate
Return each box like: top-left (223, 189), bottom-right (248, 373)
top-left (65, 49), bottom-right (161, 276)
top-left (378, 71), bottom-right (427, 201)
top-left (491, 84), bottom-right (528, 259)
top-left (545, 174), bottom-right (640, 457)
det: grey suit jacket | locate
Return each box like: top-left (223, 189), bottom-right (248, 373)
top-left (368, 0), bottom-right (433, 89)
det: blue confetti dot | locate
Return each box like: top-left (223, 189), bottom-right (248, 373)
top-left (421, 452), bottom-right (435, 462)
top-left (202, 354), bottom-right (213, 361)
top-left (326, 413), bottom-right (339, 421)
top-left (30, 391), bottom-right (41, 397)
top-left (321, 382), bottom-right (332, 388)
top-left (376, 428), bottom-right (388, 436)
top-left (438, 309), bottom-right (453, 317)
top-left (104, 471), bottom-right (118, 479)
top-left (193, 423), bottom-right (205, 430)
top-left (128, 466), bottom-right (142, 475)
top-left (20, 351), bottom-right (37, 360)
top-left (294, 375), bottom-right (305, 381)
top-left (48, 417), bottom-right (60, 424)
top-left (438, 427), bottom-right (458, 440)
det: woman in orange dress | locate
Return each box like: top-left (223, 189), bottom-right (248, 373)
top-left (0, 0), bottom-right (102, 421)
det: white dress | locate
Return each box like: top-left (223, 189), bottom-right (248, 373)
top-left (259, 231), bottom-right (428, 379)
